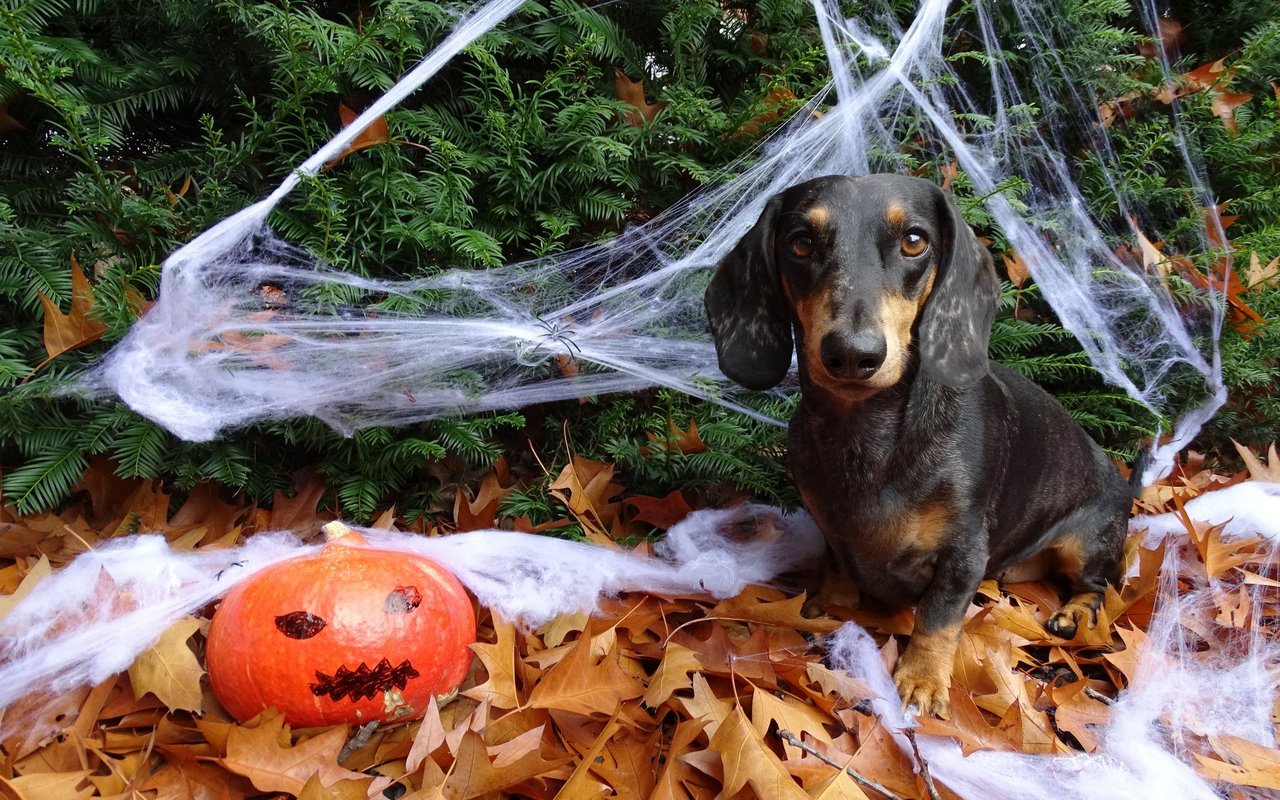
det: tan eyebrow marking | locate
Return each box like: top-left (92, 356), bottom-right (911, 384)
top-left (886, 203), bottom-right (907, 227)
top-left (806, 205), bottom-right (830, 228)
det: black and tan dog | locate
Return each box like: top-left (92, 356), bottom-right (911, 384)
top-left (704, 174), bottom-right (1132, 718)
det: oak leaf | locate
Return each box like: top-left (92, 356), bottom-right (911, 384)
top-left (527, 627), bottom-right (644, 716)
top-left (676, 673), bottom-right (734, 739)
top-left (326, 102), bottom-right (391, 168)
top-left (625, 490), bottom-right (694, 530)
top-left (1233, 440), bottom-right (1280, 483)
top-left (220, 711), bottom-right (369, 794)
top-left (0, 770), bottom-right (95, 800)
top-left (442, 729), bottom-right (570, 799)
top-left (548, 457), bottom-right (624, 536)
top-left (1002, 250), bottom-right (1030, 288)
top-left (750, 690), bottom-right (835, 759)
top-left (709, 585), bottom-right (842, 634)
top-left (1196, 734), bottom-right (1280, 790)
top-left (464, 615), bottom-right (520, 709)
top-left (651, 718), bottom-right (708, 800)
top-left (614, 69), bottom-right (666, 126)
top-left (37, 254), bottom-right (107, 364)
top-left (710, 704), bottom-right (809, 800)
top-left (127, 616), bottom-right (204, 712)
top-left (643, 641), bottom-right (701, 708)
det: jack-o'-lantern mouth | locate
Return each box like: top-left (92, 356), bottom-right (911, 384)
top-left (310, 657), bottom-right (420, 702)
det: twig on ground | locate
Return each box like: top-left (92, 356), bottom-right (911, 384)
top-left (339, 721), bottom-right (380, 763)
top-left (903, 728), bottom-right (943, 800)
top-left (1084, 685), bottom-right (1114, 705)
top-left (777, 728), bottom-right (908, 800)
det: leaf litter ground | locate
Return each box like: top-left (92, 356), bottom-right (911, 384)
top-left (1, 445), bottom-right (1279, 799)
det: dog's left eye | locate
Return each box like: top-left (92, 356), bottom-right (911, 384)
top-left (900, 232), bottom-right (929, 257)
top-left (790, 235), bottom-right (814, 259)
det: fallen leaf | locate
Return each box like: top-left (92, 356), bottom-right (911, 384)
top-left (37, 254), bottom-right (107, 364)
top-left (625, 490), bottom-right (694, 530)
top-left (1233, 440), bottom-right (1280, 483)
top-left (465, 615), bottom-right (520, 709)
top-left (326, 102), bottom-right (391, 168)
top-left (127, 616), bottom-right (205, 712)
top-left (221, 711), bottom-right (368, 795)
top-left (1002, 251), bottom-right (1031, 288)
top-left (614, 69), bottom-right (666, 126)
top-left (1196, 734), bottom-right (1280, 790)
top-left (528, 626), bottom-right (644, 716)
top-left (710, 704), bottom-right (809, 799)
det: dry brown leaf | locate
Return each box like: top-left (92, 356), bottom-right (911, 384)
top-left (549, 457), bottom-right (625, 536)
top-left (643, 641), bottom-right (702, 708)
top-left (0, 554), bottom-right (51, 624)
top-left (37, 254), bottom-right (107, 364)
top-left (750, 690), bottom-right (835, 759)
top-left (442, 728), bottom-right (570, 799)
top-left (1196, 734), bottom-right (1280, 790)
top-left (0, 770), bottom-right (96, 800)
top-left (453, 469), bottom-right (513, 531)
top-left (126, 616), bottom-right (204, 712)
top-left (1002, 251), bottom-right (1031, 288)
top-left (465, 615), bottom-right (520, 709)
top-left (326, 102), bottom-right (391, 168)
top-left (709, 585), bottom-right (843, 634)
top-left (1233, 440), bottom-right (1280, 483)
top-left (528, 626), bottom-right (644, 716)
top-left (677, 673), bottom-right (735, 739)
top-left (625, 490), bottom-right (695, 530)
top-left (614, 68), bottom-right (667, 126)
top-left (651, 718), bottom-right (708, 800)
top-left (1102, 624), bottom-right (1147, 687)
top-left (220, 711), bottom-right (369, 795)
top-left (1244, 253), bottom-right (1280, 290)
top-left (710, 704), bottom-right (809, 799)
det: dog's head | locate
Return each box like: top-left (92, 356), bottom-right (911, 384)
top-left (705, 174), bottom-right (1000, 395)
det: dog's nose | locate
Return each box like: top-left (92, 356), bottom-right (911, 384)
top-left (820, 330), bottom-right (887, 380)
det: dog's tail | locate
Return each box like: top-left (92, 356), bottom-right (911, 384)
top-left (1129, 446), bottom-right (1151, 495)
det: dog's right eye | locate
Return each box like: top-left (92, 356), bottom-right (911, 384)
top-left (790, 235), bottom-right (814, 258)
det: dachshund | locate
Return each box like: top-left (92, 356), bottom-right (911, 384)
top-left (704, 174), bottom-right (1132, 718)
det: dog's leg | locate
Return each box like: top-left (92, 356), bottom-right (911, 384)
top-left (1045, 521), bottom-right (1125, 639)
top-left (893, 541), bottom-right (986, 719)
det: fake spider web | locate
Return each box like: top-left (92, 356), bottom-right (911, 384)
top-left (82, 0), bottom-right (1226, 483)
top-left (5, 1), bottom-right (1273, 797)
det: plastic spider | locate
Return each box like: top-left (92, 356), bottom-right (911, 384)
top-left (531, 317), bottom-right (582, 356)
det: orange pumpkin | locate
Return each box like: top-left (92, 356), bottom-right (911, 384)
top-left (206, 523), bottom-right (475, 727)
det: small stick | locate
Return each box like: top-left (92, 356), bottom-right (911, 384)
top-left (776, 729), bottom-right (908, 800)
top-left (1083, 686), bottom-right (1114, 705)
top-left (338, 721), bottom-right (380, 763)
top-left (903, 728), bottom-right (943, 800)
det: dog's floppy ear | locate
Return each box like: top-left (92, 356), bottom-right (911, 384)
top-left (917, 191), bottom-right (1001, 387)
top-left (704, 196), bottom-right (792, 390)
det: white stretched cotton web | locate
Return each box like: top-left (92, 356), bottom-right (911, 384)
top-left (7, 0), bottom-right (1266, 795)
top-left (826, 490), bottom-right (1280, 800)
top-left (82, 0), bottom-right (1227, 483)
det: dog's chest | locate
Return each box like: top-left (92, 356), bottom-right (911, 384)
top-left (788, 398), bottom-right (957, 604)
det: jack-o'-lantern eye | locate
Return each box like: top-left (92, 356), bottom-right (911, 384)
top-left (791, 235), bottom-right (814, 258)
top-left (385, 586), bottom-right (423, 614)
top-left (276, 610), bottom-right (327, 639)
top-left (900, 231), bottom-right (929, 257)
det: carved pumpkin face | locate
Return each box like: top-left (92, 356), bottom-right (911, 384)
top-left (206, 529), bottom-right (475, 727)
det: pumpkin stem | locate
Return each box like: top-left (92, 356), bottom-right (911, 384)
top-left (321, 521), bottom-right (367, 546)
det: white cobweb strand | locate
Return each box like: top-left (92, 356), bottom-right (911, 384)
top-left (825, 518), bottom-right (1280, 800)
top-left (85, 0), bottom-right (1227, 483)
top-left (0, 504), bottom-right (824, 726)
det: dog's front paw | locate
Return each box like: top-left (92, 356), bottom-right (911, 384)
top-left (1047, 591), bottom-right (1103, 640)
top-left (893, 652), bottom-right (952, 719)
